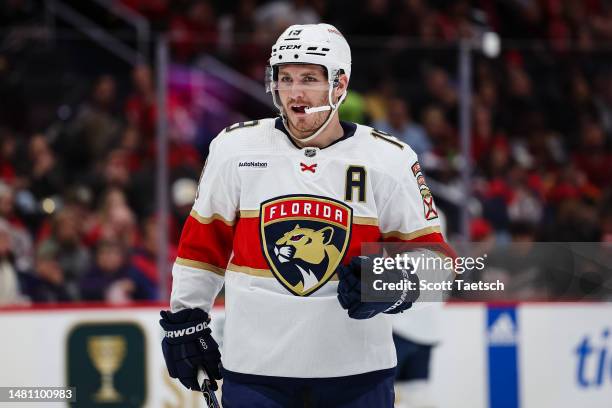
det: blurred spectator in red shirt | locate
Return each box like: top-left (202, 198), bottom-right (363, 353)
top-left (572, 119), bottom-right (612, 189)
top-left (471, 103), bottom-right (507, 163)
top-left (471, 217), bottom-right (494, 242)
top-left (118, 126), bottom-right (147, 172)
top-left (125, 64), bottom-right (156, 142)
top-left (435, 0), bottom-right (474, 40)
top-left (0, 128), bottom-right (17, 184)
top-left (169, 0), bottom-right (218, 62)
top-left (119, 0), bottom-right (169, 29)
top-left (128, 214), bottom-right (177, 299)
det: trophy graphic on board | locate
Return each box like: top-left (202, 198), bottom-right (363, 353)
top-left (87, 335), bottom-right (127, 402)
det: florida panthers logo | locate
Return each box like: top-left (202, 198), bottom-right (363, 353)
top-left (260, 195), bottom-right (352, 296)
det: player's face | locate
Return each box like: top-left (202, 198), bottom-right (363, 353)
top-left (276, 64), bottom-right (331, 138)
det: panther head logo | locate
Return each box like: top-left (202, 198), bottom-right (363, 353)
top-left (260, 195), bottom-right (352, 296)
top-left (273, 224), bottom-right (340, 291)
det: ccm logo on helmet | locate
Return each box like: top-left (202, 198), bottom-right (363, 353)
top-left (279, 45), bottom-right (302, 50)
top-left (165, 323), bottom-right (206, 338)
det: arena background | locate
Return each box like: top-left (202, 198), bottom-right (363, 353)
top-left (0, 1), bottom-right (611, 407)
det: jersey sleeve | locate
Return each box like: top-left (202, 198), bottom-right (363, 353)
top-left (377, 149), bottom-right (455, 259)
top-left (170, 133), bottom-right (239, 313)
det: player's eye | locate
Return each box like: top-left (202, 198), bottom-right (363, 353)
top-left (290, 234), bottom-right (304, 241)
top-left (303, 76), bottom-right (317, 82)
top-left (280, 76), bottom-right (292, 82)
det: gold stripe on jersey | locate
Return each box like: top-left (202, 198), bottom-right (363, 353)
top-left (239, 210), bottom-right (260, 218)
top-left (381, 225), bottom-right (441, 241)
top-left (175, 257), bottom-right (226, 276)
top-left (371, 130), bottom-right (404, 149)
top-left (228, 263), bottom-right (340, 281)
top-left (353, 216), bottom-right (378, 226)
top-left (227, 263), bottom-right (273, 277)
top-left (190, 210), bottom-right (235, 226)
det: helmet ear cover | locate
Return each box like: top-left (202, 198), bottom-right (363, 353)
top-left (332, 69), bottom-right (345, 88)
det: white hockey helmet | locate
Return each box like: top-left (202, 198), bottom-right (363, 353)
top-left (266, 23), bottom-right (352, 142)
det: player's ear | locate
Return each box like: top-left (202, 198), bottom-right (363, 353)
top-left (334, 74), bottom-right (348, 101)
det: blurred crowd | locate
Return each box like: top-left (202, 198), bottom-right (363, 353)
top-left (120, 0), bottom-right (612, 242)
top-left (0, 52), bottom-right (196, 305)
top-left (0, 0), bottom-right (611, 305)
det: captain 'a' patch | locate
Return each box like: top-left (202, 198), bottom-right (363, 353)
top-left (259, 195), bottom-right (352, 296)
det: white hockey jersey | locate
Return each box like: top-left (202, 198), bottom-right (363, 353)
top-left (170, 118), bottom-right (453, 378)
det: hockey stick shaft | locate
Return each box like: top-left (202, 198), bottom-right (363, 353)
top-left (198, 370), bottom-right (220, 408)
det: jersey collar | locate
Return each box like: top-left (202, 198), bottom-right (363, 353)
top-left (274, 117), bottom-right (357, 150)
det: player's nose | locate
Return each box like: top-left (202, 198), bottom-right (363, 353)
top-left (287, 83), bottom-right (306, 98)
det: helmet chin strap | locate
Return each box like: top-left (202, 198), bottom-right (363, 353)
top-left (282, 87), bottom-right (348, 145)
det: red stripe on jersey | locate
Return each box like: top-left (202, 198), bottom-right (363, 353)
top-left (344, 224), bottom-right (381, 264)
top-left (231, 218), bottom-right (382, 269)
top-left (232, 217), bottom-right (268, 269)
top-left (384, 232), bottom-right (457, 259)
top-left (177, 215), bottom-right (234, 269)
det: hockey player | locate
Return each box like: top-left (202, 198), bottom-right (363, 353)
top-left (159, 23), bottom-right (454, 407)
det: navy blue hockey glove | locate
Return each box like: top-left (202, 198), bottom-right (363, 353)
top-left (337, 256), bottom-right (419, 319)
top-left (160, 308), bottom-right (222, 391)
